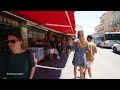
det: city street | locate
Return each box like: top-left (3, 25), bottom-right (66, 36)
top-left (1, 11), bottom-right (120, 79)
top-left (60, 47), bottom-right (120, 79)
top-left (33, 47), bottom-right (120, 79)
top-left (92, 47), bottom-right (120, 79)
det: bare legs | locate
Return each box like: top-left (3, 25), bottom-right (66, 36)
top-left (88, 67), bottom-right (92, 78)
top-left (84, 67), bottom-right (92, 78)
top-left (74, 65), bottom-right (85, 79)
top-left (74, 65), bottom-right (77, 79)
top-left (80, 66), bottom-right (85, 79)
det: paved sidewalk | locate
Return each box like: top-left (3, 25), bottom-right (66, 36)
top-left (33, 52), bottom-right (70, 79)
top-left (59, 51), bottom-right (74, 79)
top-left (33, 51), bottom-right (91, 79)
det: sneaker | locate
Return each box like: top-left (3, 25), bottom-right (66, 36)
top-left (57, 56), bottom-right (60, 59)
top-left (85, 77), bottom-right (92, 79)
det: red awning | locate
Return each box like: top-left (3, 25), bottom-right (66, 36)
top-left (13, 11), bottom-right (76, 35)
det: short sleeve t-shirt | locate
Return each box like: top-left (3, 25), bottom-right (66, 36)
top-left (7, 50), bottom-right (35, 79)
top-left (0, 53), bottom-right (7, 78)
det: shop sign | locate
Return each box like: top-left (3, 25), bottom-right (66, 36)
top-left (0, 15), bottom-right (18, 26)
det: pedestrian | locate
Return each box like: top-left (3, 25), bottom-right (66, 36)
top-left (6, 32), bottom-right (36, 79)
top-left (61, 38), bottom-right (67, 53)
top-left (57, 38), bottom-right (62, 53)
top-left (49, 35), bottom-right (60, 60)
top-left (84, 35), bottom-right (97, 79)
top-left (67, 36), bottom-right (74, 53)
top-left (72, 30), bottom-right (89, 79)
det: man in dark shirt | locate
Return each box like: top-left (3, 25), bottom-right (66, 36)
top-left (0, 53), bottom-right (7, 79)
top-left (6, 51), bottom-right (35, 79)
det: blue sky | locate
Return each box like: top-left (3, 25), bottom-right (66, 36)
top-left (74, 11), bottom-right (107, 38)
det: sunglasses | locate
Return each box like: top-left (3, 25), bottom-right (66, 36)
top-left (7, 40), bottom-right (18, 44)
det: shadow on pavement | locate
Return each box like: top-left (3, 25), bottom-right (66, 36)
top-left (33, 52), bottom-right (69, 79)
top-left (97, 46), bottom-right (111, 49)
top-left (112, 51), bottom-right (120, 55)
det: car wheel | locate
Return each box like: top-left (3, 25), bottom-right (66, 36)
top-left (113, 47), bottom-right (117, 53)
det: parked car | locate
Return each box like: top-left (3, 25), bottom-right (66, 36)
top-left (112, 43), bottom-right (120, 53)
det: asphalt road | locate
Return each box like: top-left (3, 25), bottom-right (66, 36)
top-left (92, 47), bottom-right (120, 79)
top-left (60, 47), bottom-right (120, 79)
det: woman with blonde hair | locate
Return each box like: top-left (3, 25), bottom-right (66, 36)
top-left (72, 30), bottom-right (89, 79)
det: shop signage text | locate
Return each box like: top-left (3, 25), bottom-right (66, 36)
top-left (0, 15), bottom-right (18, 26)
